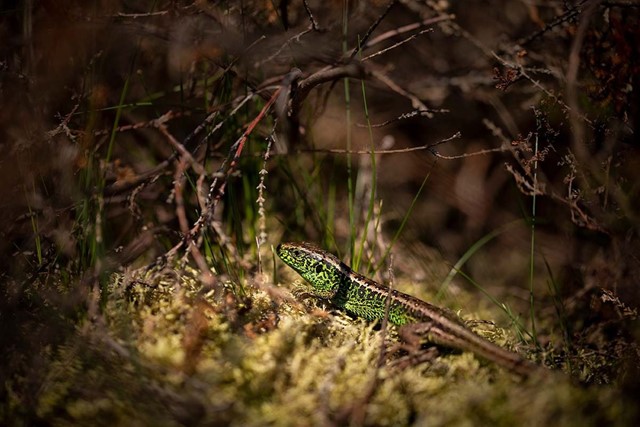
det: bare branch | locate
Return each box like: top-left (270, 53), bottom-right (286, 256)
top-left (362, 28), bottom-right (433, 61)
top-left (350, 0), bottom-right (399, 59)
top-left (364, 15), bottom-right (453, 49)
top-left (302, 0), bottom-right (320, 31)
top-left (297, 132), bottom-right (461, 155)
top-left (356, 108), bottom-right (448, 128)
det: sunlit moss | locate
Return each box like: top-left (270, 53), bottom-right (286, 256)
top-left (12, 266), bottom-right (635, 426)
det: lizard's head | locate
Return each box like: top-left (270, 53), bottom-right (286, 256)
top-left (276, 242), bottom-right (342, 299)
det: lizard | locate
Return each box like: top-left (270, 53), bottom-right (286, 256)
top-left (277, 242), bottom-right (543, 377)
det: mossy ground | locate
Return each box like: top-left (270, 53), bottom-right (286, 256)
top-left (6, 261), bottom-right (635, 426)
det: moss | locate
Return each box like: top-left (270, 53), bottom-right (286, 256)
top-left (7, 265), bottom-right (635, 426)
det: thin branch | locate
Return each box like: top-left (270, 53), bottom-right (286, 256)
top-left (114, 10), bottom-right (170, 19)
top-left (172, 150), bottom-right (216, 288)
top-left (431, 146), bottom-right (507, 160)
top-left (302, 0), bottom-right (320, 31)
top-left (356, 108), bottom-right (448, 128)
top-left (350, 0), bottom-right (399, 59)
top-left (297, 132), bottom-right (461, 155)
top-left (293, 62), bottom-right (367, 111)
top-left (516, 1), bottom-right (588, 47)
top-left (362, 28), bottom-right (433, 61)
top-left (156, 121), bottom-right (206, 176)
top-left (364, 15), bottom-right (453, 48)
top-left (256, 28), bottom-right (313, 67)
top-left (370, 68), bottom-right (431, 115)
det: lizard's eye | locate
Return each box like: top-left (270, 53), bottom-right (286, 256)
top-left (315, 264), bottom-right (323, 274)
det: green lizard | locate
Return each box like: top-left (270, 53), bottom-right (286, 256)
top-left (277, 242), bottom-right (542, 377)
